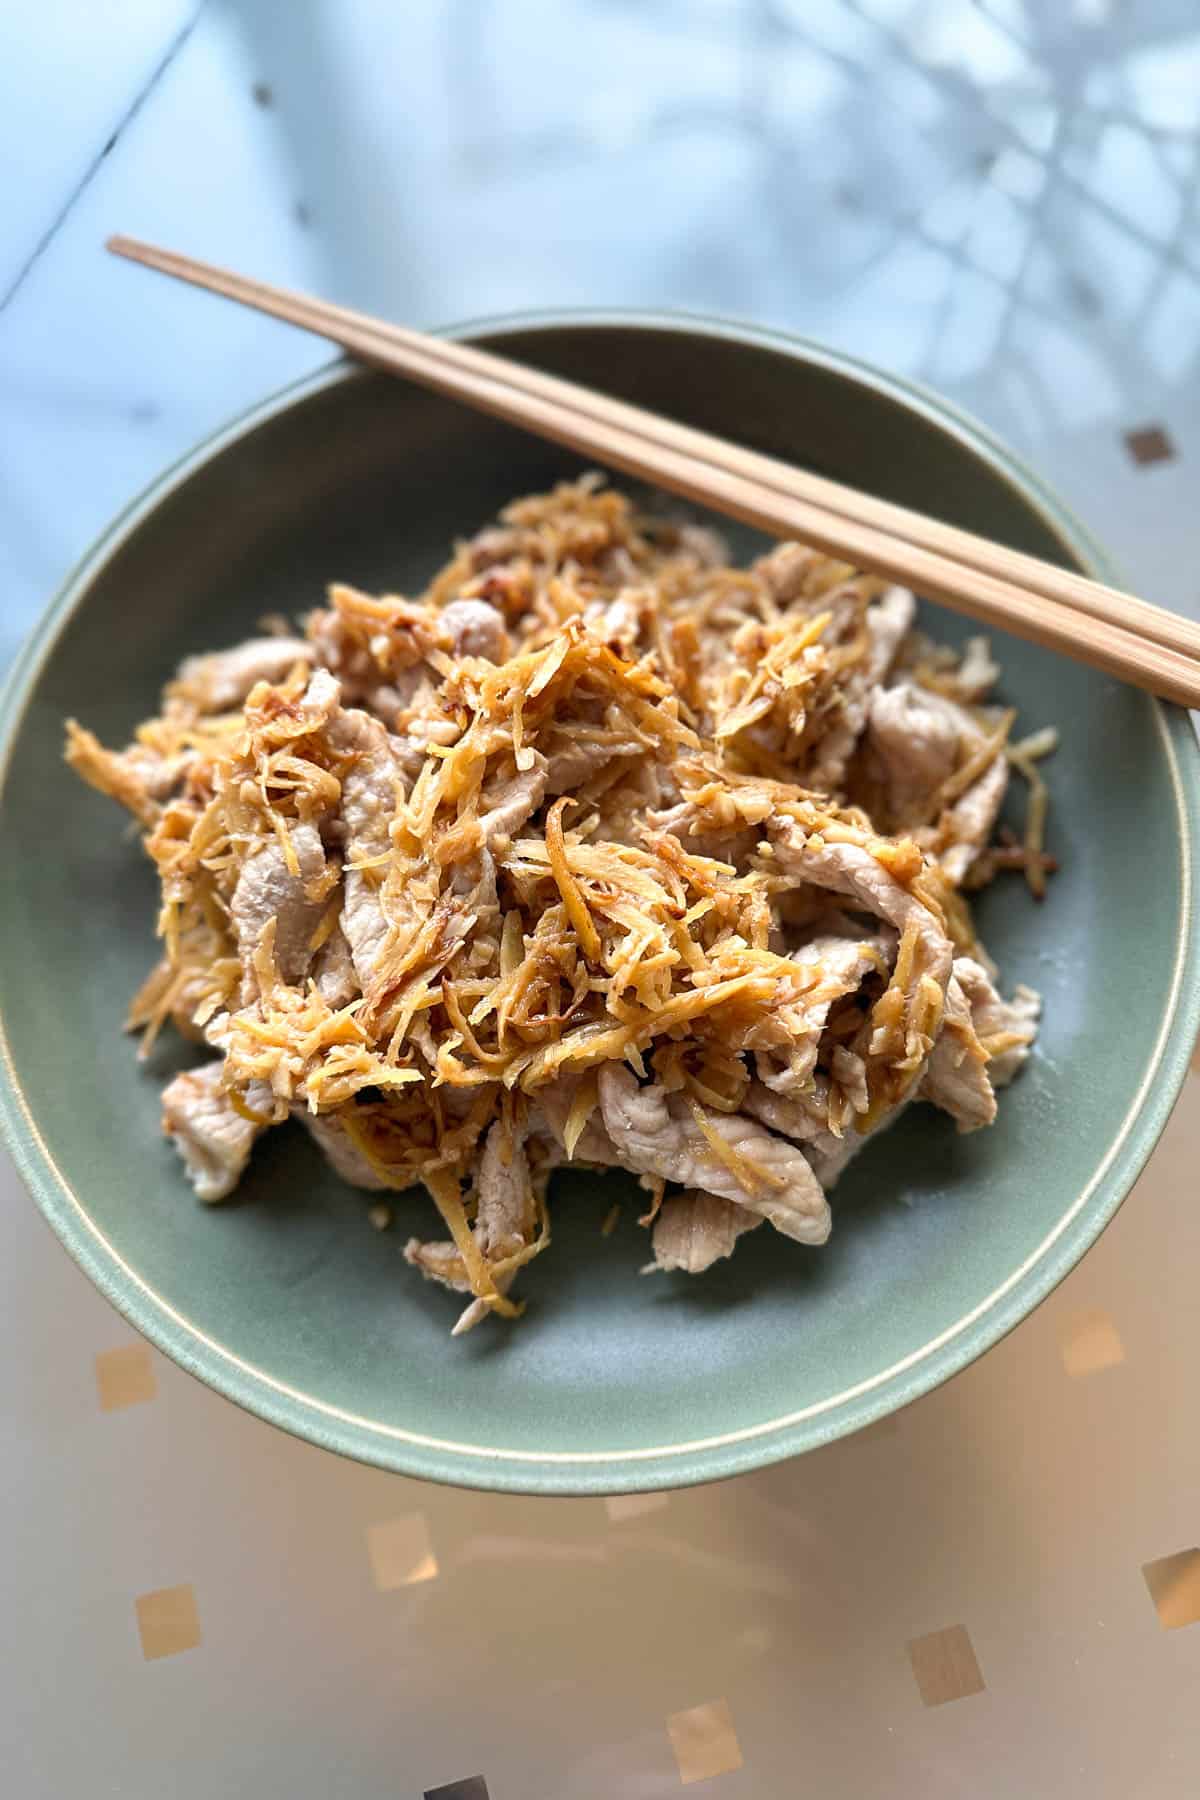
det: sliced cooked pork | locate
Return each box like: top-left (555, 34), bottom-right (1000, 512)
top-left (161, 1062), bottom-right (262, 1202)
top-left (863, 680), bottom-right (1010, 884)
top-left (754, 931), bottom-right (892, 1095)
top-left (864, 585), bottom-right (918, 681)
top-left (937, 753), bottom-right (1008, 886)
top-left (69, 477), bottom-right (1049, 1330)
top-left (598, 1066), bottom-right (831, 1245)
top-left (865, 683), bottom-right (962, 826)
top-left (439, 598), bottom-right (509, 662)
top-left (230, 822), bottom-right (330, 993)
top-left (170, 638), bottom-right (312, 714)
top-left (919, 964), bottom-right (997, 1131)
top-left (294, 1109), bottom-right (389, 1189)
top-left (405, 1120), bottom-right (541, 1332)
top-left (325, 697), bottom-right (403, 987)
top-left (776, 832), bottom-right (954, 995)
top-left (651, 1189), bottom-right (763, 1274)
top-left (312, 923), bottom-right (360, 1011)
top-left (953, 957), bottom-right (1041, 1086)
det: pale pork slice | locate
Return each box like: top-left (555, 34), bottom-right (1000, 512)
top-left (311, 922), bottom-right (360, 1010)
top-left (953, 957), bottom-right (1041, 1086)
top-left (477, 759), bottom-right (548, 849)
top-left (544, 733), bottom-right (647, 796)
top-left (405, 1121), bottom-right (541, 1333)
top-left (830, 1046), bottom-right (870, 1115)
top-left (162, 1062), bottom-right (263, 1202)
top-left (754, 931), bottom-right (891, 1095)
top-left (919, 963), bottom-right (997, 1131)
top-left (532, 1078), bottom-right (623, 1167)
top-left (954, 637), bottom-right (1000, 702)
top-left (472, 1121), bottom-right (539, 1259)
top-left (804, 586), bottom-right (917, 792)
top-left (746, 1077), bottom-right (913, 1190)
top-left (775, 831), bottom-right (954, 996)
top-left (170, 638), bottom-right (312, 714)
top-left (744, 1078), bottom-right (840, 1154)
top-left (864, 585), bottom-right (917, 681)
top-left (326, 696), bottom-right (404, 987)
top-left (865, 683), bottom-right (962, 823)
top-left (938, 754), bottom-right (1008, 885)
top-left (598, 1066), bottom-right (830, 1245)
top-left (230, 822), bottom-right (330, 993)
top-left (64, 725), bottom-right (193, 827)
top-left (743, 1077), bottom-right (857, 1185)
top-left (438, 598), bottom-right (509, 661)
top-left (865, 681), bottom-right (1008, 881)
top-left (294, 1110), bottom-right (389, 1189)
top-left (651, 1189), bottom-right (763, 1274)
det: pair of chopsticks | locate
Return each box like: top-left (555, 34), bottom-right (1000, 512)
top-left (107, 234), bottom-right (1200, 709)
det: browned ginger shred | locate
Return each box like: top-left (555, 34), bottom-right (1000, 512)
top-left (65, 477), bottom-right (1049, 1332)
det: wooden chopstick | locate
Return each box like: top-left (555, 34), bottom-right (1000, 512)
top-left (106, 234), bottom-right (1200, 709)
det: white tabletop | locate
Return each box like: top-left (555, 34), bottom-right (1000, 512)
top-left (3, 4), bottom-right (1200, 1794)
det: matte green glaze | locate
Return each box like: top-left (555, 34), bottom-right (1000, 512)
top-left (1, 317), bottom-right (1197, 1494)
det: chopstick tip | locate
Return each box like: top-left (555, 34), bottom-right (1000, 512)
top-left (107, 233), bottom-right (157, 264)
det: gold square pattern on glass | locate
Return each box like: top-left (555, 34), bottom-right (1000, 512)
top-left (666, 1698), bottom-right (743, 1785)
top-left (135, 1584), bottom-right (201, 1661)
top-left (1059, 1307), bottom-right (1125, 1378)
top-left (1124, 424), bottom-right (1176, 466)
top-left (95, 1343), bottom-right (157, 1411)
top-left (1142, 1549), bottom-right (1200, 1631)
top-left (367, 1514), bottom-right (439, 1591)
top-left (907, 1625), bottom-right (985, 1707)
top-left (605, 1491), bottom-right (670, 1524)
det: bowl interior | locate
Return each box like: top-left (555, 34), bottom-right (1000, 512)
top-left (1, 321), bottom-right (1194, 1492)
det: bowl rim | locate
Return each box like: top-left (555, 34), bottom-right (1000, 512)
top-left (2, 309), bottom-right (1198, 1495)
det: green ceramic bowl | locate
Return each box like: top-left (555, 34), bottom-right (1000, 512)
top-left (2, 315), bottom-right (1197, 1494)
